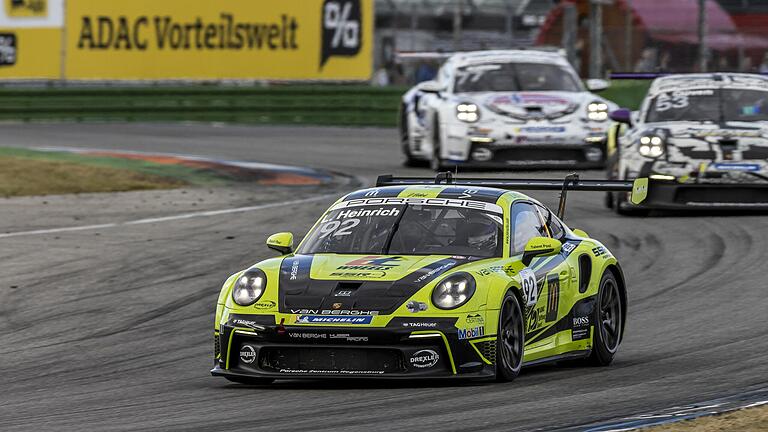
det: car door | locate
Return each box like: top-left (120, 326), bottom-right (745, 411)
top-left (509, 202), bottom-right (572, 354)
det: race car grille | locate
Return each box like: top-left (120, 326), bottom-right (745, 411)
top-left (675, 187), bottom-right (768, 205)
top-left (258, 347), bottom-right (406, 374)
top-left (475, 340), bottom-right (497, 365)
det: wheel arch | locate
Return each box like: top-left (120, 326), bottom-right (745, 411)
top-left (604, 262), bottom-right (628, 343)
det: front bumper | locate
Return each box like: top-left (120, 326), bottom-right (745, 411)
top-left (211, 315), bottom-right (496, 380)
top-left (625, 181), bottom-right (768, 210)
top-left (463, 142), bottom-right (606, 169)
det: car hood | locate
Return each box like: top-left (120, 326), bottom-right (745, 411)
top-left (276, 254), bottom-right (479, 315)
top-left (466, 91), bottom-right (589, 119)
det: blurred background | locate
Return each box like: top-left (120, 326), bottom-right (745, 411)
top-left (2, 0), bottom-right (768, 127)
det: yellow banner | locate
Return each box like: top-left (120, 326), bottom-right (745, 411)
top-left (65, 0), bottom-right (373, 81)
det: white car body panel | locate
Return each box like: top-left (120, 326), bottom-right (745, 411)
top-left (399, 50), bottom-right (616, 170)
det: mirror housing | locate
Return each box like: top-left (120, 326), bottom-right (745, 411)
top-left (417, 80), bottom-right (445, 94)
top-left (609, 108), bottom-right (633, 125)
top-left (266, 232), bottom-right (293, 255)
top-left (586, 78), bottom-right (610, 92)
top-left (572, 229), bottom-right (589, 238)
top-left (522, 237), bottom-right (562, 266)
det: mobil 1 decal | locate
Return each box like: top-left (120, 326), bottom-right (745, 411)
top-left (545, 274), bottom-right (560, 322)
top-left (320, 0), bottom-right (362, 68)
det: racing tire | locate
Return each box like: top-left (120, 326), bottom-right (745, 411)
top-left (587, 271), bottom-right (623, 366)
top-left (496, 292), bottom-right (525, 382)
top-left (400, 105), bottom-right (421, 167)
top-left (224, 376), bottom-right (275, 385)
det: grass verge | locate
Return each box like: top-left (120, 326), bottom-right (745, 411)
top-left (0, 147), bottom-right (229, 197)
top-left (643, 404), bottom-right (768, 431)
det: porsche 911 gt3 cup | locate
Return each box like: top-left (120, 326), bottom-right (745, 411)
top-left (211, 173), bottom-right (648, 384)
top-left (607, 73), bottom-right (768, 212)
top-left (399, 50), bottom-right (617, 170)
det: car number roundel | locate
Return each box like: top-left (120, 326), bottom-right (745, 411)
top-left (519, 268), bottom-right (538, 307)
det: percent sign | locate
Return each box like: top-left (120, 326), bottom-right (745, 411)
top-left (324, 1), bottom-right (360, 49)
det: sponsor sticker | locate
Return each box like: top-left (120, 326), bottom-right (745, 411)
top-left (465, 313), bottom-right (484, 325)
top-left (401, 322), bottom-right (437, 328)
top-left (295, 315), bottom-right (373, 325)
top-left (409, 349), bottom-right (440, 368)
top-left (253, 300), bottom-right (276, 309)
top-left (515, 126), bottom-right (566, 133)
top-left (337, 256), bottom-right (403, 271)
top-left (712, 163), bottom-right (761, 172)
top-left (406, 301), bottom-right (428, 313)
top-left (232, 318), bottom-right (264, 330)
top-left (278, 368), bottom-right (384, 375)
top-left (457, 326), bottom-right (484, 340)
top-left (239, 345), bottom-right (257, 364)
top-left (571, 315), bottom-right (591, 341)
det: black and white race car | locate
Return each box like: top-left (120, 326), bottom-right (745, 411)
top-left (399, 50), bottom-right (616, 170)
top-left (607, 73), bottom-right (768, 212)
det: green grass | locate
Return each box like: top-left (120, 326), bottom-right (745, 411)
top-left (0, 81), bottom-right (649, 126)
top-left (0, 147), bottom-right (233, 197)
top-left (600, 80), bottom-right (651, 110)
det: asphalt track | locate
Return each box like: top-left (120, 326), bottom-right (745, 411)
top-left (1, 123), bottom-right (767, 431)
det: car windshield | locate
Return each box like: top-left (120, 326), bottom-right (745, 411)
top-left (646, 88), bottom-right (768, 123)
top-left (298, 202), bottom-right (503, 257)
top-left (454, 62), bottom-right (582, 93)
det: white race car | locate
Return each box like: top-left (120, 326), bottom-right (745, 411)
top-left (399, 50), bottom-right (616, 170)
top-left (606, 73), bottom-right (768, 213)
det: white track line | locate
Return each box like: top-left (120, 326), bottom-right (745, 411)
top-left (0, 194), bottom-right (337, 239)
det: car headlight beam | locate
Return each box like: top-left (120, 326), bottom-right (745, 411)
top-left (587, 101), bottom-right (609, 121)
top-left (638, 135), bottom-right (665, 158)
top-left (431, 273), bottom-right (476, 310)
top-left (456, 103), bottom-right (479, 123)
top-left (232, 269), bottom-right (267, 306)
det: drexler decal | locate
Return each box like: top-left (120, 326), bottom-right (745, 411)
top-left (409, 349), bottom-right (440, 368)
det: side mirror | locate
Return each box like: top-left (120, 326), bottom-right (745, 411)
top-left (586, 78), bottom-right (610, 92)
top-left (522, 237), bottom-right (562, 266)
top-left (609, 108), bottom-right (633, 126)
top-left (266, 232), bottom-right (293, 255)
top-left (572, 229), bottom-right (589, 238)
top-left (417, 80), bottom-right (445, 94)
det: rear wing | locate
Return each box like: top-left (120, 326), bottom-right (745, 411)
top-left (376, 173), bottom-right (648, 220)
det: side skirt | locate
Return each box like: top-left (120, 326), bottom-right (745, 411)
top-left (521, 349), bottom-right (592, 368)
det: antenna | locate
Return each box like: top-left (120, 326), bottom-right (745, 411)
top-left (557, 173), bottom-right (579, 220)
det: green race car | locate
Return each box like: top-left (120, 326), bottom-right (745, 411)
top-left (211, 173), bottom-right (648, 383)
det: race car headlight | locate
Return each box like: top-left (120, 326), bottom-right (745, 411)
top-left (232, 269), bottom-right (267, 306)
top-left (638, 135), bottom-right (665, 158)
top-left (587, 101), bottom-right (609, 121)
top-left (456, 103), bottom-right (480, 123)
top-left (432, 273), bottom-right (476, 310)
